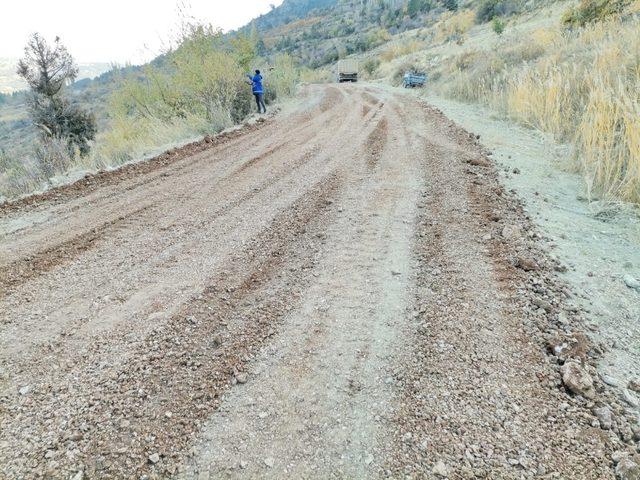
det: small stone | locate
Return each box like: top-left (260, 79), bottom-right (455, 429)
top-left (264, 457), bottom-right (275, 468)
top-left (623, 274), bottom-right (640, 290)
top-left (501, 224), bottom-right (522, 241)
top-left (19, 386), bottom-right (30, 395)
top-left (561, 361), bottom-right (596, 399)
top-left (516, 256), bottom-right (538, 271)
top-left (532, 297), bottom-right (552, 312)
top-left (149, 453), bottom-right (160, 464)
top-left (235, 373), bottom-right (248, 384)
top-left (600, 374), bottom-right (623, 388)
top-left (616, 456), bottom-right (640, 480)
top-left (593, 406), bottom-right (613, 430)
top-left (621, 389), bottom-right (639, 408)
top-left (432, 460), bottom-right (449, 477)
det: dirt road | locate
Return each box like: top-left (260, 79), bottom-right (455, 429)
top-left (0, 85), bottom-right (631, 478)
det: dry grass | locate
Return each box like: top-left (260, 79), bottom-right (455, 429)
top-left (264, 16), bottom-right (324, 39)
top-left (436, 14), bottom-right (640, 203)
top-left (380, 39), bottom-right (424, 62)
top-left (435, 9), bottom-right (476, 43)
top-left (300, 67), bottom-right (332, 83)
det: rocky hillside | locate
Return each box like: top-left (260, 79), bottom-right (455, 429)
top-left (250, 0), bottom-right (555, 67)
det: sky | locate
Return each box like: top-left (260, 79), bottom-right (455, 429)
top-left (0, 0), bottom-right (284, 65)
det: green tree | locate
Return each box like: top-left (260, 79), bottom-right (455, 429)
top-left (407, 0), bottom-right (432, 17)
top-left (17, 33), bottom-right (96, 155)
top-left (442, 0), bottom-right (458, 11)
top-left (492, 17), bottom-right (506, 34)
top-left (230, 32), bottom-right (257, 72)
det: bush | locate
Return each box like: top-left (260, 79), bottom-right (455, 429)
top-left (0, 150), bottom-right (39, 198)
top-left (269, 53), bottom-right (300, 99)
top-left (363, 57), bottom-right (381, 76)
top-left (33, 137), bottom-right (75, 179)
top-left (562, 0), bottom-right (630, 26)
top-left (492, 17), bottom-right (506, 35)
top-left (436, 9), bottom-right (476, 43)
top-left (110, 25), bottom-right (260, 131)
top-left (442, 0), bottom-right (458, 11)
top-left (476, 0), bottom-right (518, 23)
top-left (393, 62), bottom-right (421, 85)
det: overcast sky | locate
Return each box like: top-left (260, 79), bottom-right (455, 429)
top-left (1, 0), bottom-right (284, 64)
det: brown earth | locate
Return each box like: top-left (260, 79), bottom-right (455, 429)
top-left (0, 84), bottom-right (634, 479)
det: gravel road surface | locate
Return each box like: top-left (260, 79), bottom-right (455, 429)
top-left (1, 85), bottom-right (636, 479)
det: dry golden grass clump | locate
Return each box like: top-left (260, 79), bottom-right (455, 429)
top-left (380, 39), bottom-right (425, 62)
top-left (435, 9), bottom-right (476, 43)
top-left (439, 14), bottom-right (640, 203)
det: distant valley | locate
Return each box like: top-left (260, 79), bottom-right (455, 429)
top-left (0, 57), bottom-right (112, 93)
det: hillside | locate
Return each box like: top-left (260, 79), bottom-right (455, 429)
top-left (250, 0), bottom-right (556, 67)
top-left (0, 0), bottom-right (557, 158)
top-left (1, 0), bottom-right (638, 205)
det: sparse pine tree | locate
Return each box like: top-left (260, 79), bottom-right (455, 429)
top-left (17, 33), bottom-right (96, 156)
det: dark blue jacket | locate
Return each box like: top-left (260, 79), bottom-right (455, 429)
top-left (249, 74), bottom-right (263, 94)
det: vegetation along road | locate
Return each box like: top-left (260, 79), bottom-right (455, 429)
top-left (0, 84), bottom-right (637, 479)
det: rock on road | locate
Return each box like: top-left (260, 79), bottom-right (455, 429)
top-left (0, 85), bottom-right (625, 479)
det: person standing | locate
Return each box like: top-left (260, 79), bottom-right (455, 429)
top-left (248, 69), bottom-right (266, 114)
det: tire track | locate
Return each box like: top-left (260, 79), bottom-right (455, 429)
top-left (0, 175), bottom-right (341, 480)
top-left (0, 204), bottom-right (153, 298)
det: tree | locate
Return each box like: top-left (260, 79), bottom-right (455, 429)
top-left (407, 0), bottom-right (432, 17)
top-left (442, 0), bottom-right (458, 11)
top-left (17, 33), bottom-right (96, 156)
top-left (492, 17), bottom-right (506, 34)
top-left (17, 34), bottom-right (78, 97)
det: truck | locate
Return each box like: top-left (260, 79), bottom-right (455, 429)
top-left (403, 72), bottom-right (427, 88)
top-left (336, 59), bottom-right (359, 83)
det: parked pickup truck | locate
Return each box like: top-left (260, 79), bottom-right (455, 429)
top-left (403, 72), bottom-right (427, 88)
top-left (336, 59), bottom-right (359, 83)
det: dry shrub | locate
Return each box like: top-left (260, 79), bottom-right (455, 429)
top-left (563, 0), bottom-right (631, 26)
top-left (531, 28), bottom-right (562, 48)
top-left (380, 39), bottom-right (424, 62)
top-left (435, 9), bottom-right (476, 43)
top-left (269, 54), bottom-right (300, 98)
top-left (437, 15), bottom-right (640, 203)
top-left (0, 150), bottom-right (40, 198)
top-left (299, 68), bottom-right (332, 83)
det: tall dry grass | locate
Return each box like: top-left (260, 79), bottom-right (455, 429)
top-left (380, 39), bottom-right (424, 62)
top-left (437, 16), bottom-right (640, 203)
top-left (435, 9), bottom-right (476, 43)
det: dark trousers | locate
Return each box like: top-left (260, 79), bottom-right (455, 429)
top-left (254, 93), bottom-right (266, 113)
